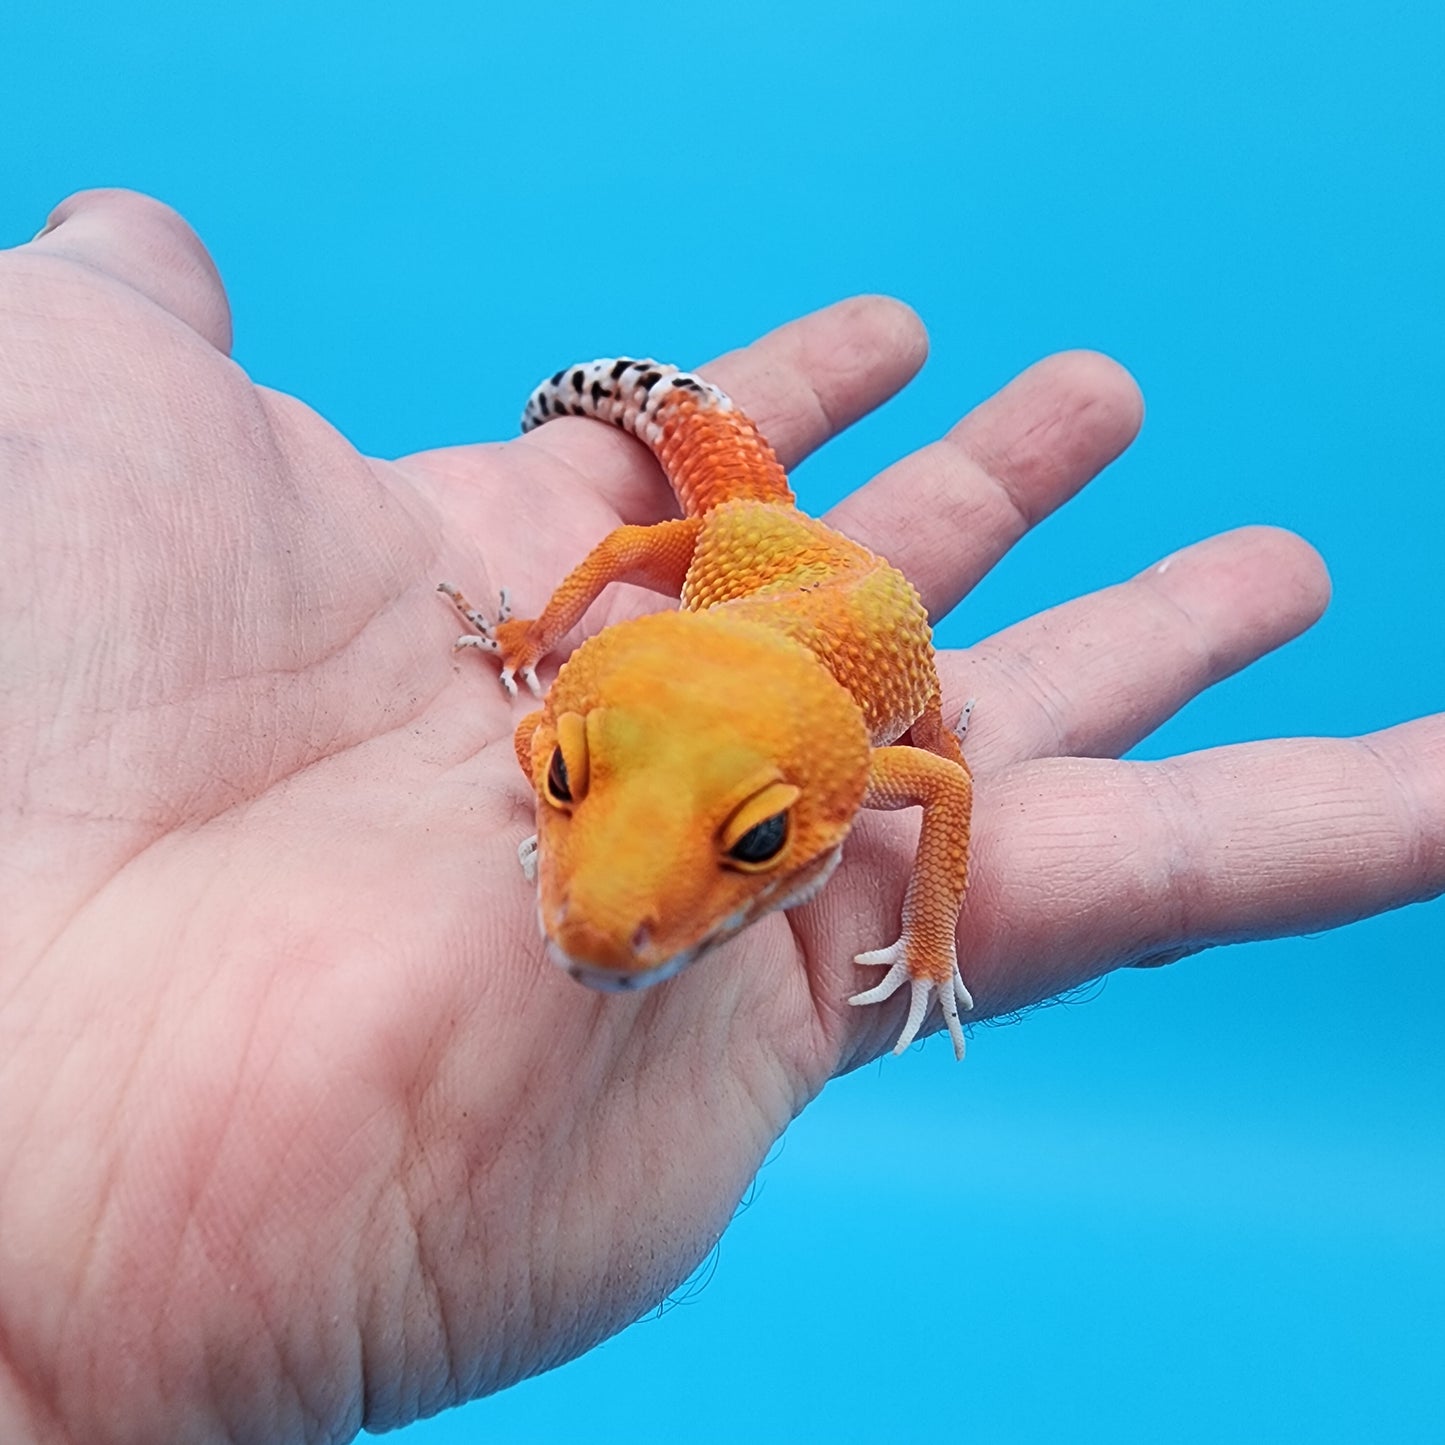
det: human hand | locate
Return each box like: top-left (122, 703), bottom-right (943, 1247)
top-left (2, 190), bottom-right (1441, 1444)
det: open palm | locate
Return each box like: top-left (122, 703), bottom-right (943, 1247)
top-left (2, 191), bottom-right (1441, 1445)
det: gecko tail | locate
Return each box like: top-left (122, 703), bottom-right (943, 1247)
top-left (521, 358), bottom-right (726, 438)
top-left (521, 357), bottom-right (794, 516)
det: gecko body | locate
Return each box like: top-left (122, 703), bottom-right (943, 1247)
top-left (441, 359), bottom-right (974, 1057)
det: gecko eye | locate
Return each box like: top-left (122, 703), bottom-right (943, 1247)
top-left (720, 781), bottom-right (799, 872)
top-left (726, 812), bottom-right (788, 866)
top-left (542, 712), bottom-right (589, 809)
top-left (545, 746), bottom-right (572, 804)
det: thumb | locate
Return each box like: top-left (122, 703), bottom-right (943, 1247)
top-left (26, 189), bottom-right (233, 354)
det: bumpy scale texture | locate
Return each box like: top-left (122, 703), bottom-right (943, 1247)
top-left (444, 357), bottom-right (976, 1058)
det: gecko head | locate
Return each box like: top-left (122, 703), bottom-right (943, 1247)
top-left (518, 610), bottom-right (871, 991)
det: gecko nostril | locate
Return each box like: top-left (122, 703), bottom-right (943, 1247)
top-left (630, 921), bottom-right (653, 955)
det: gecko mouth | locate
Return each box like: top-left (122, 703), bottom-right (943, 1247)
top-left (541, 846), bottom-right (845, 996)
top-left (547, 941), bottom-right (699, 992)
top-left (543, 859), bottom-right (840, 996)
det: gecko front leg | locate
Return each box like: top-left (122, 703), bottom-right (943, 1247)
top-left (439, 515), bottom-right (701, 698)
top-left (848, 744), bottom-right (974, 1058)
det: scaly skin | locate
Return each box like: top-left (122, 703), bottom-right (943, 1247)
top-left (442, 358), bottom-right (975, 1055)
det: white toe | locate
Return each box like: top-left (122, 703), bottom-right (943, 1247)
top-left (848, 957), bottom-right (909, 1007)
top-left (454, 634), bottom-right (499, 654)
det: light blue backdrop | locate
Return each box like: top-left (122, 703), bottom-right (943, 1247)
top-left (7, 3), bottom-right (1441, 1440)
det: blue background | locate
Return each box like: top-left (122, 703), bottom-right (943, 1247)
top-left (6, 2), bottom-right (1442, 1440)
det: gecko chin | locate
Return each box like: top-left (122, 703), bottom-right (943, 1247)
top-left (546, 940), bottom-right (699, 993)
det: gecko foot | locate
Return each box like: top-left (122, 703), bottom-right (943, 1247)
top-left (849, 941), bottom-right (973, 1060)
top-left (439, 580), bottom-right (511, 635)
top-left (437, 583), bottom-right (544, 697)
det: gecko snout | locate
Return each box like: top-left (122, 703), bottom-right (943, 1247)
top-left (549, 905), bottom-right (662, 971)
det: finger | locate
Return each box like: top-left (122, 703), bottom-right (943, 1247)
top-left (948, 527), bottom-right (1331, 771)
top-left (23, 189), bottom-right (233, 354)
top-left (703, 294), bottom-right (929, 465)
top-left (514, 295), bottom-right (928, 521)
top-left (962, 718), bottom-right (1445, 1020)
top-left (827, 350), bottom-right (1143, 619)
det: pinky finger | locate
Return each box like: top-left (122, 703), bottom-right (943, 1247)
top-left (962, 716), bottom-right (1445, 1020)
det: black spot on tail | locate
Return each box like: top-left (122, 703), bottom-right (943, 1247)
top-left (572, 369), bottom-right (586, 392)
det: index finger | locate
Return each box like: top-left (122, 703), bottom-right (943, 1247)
top-left (515, 295), bottom-right (929, 522)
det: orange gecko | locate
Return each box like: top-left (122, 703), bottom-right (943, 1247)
top-left (440, 358), bottom-right (974, 1057)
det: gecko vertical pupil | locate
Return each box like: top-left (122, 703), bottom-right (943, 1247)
top-left (547, 746), bottom-right (572, 803)
top-left (728, 812), bottom-right (787, 864)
